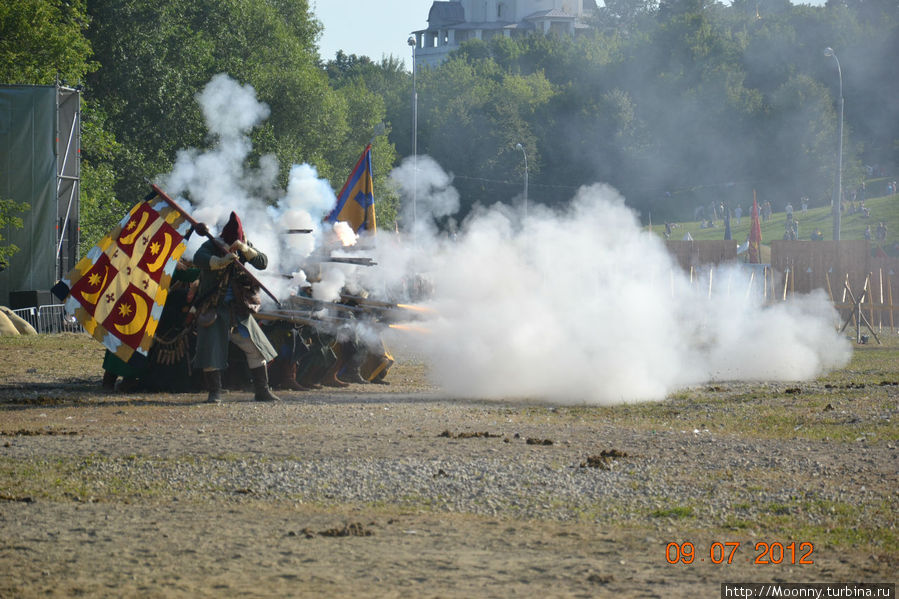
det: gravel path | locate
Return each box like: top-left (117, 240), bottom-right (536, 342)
top-left (1, 340), bottom-right (897, 597)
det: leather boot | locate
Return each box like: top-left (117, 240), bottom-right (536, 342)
top-left (281, 360), bottom-right (311, 391)
top-left (321, 357), bottom-right (349, 388)
top-left (204, 370), bottom-right (223, 404)
top-left (251, 365), bottom-right (280, 402)
top-left (102, 371), bottom-right (117, 392)
top-left (337, 347), bottom-right (368, 385)
top-left (338, 365), bottom-right (368, 385)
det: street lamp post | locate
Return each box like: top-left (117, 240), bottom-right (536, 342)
top-left (407, 36), bottom-right (418, 234)
top-left (824, 47), bottom-right (843, 242)
top-left (515, 143), bottom-right (528, 221)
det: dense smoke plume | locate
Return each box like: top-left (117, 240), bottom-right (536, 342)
top-left (159, 74), bottom-right (851, 404)
top-left (383, 174), bottom-right (851, 402)
top-left (160, 74), bottom-right (349, 301)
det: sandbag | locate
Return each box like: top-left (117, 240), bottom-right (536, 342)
top-left (0, 310), bottom-right (19, 336)
top-left (0, 306), bottom-right (38, 335)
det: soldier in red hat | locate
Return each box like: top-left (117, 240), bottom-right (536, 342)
top-left (192, 211), bottom-right (280, 403)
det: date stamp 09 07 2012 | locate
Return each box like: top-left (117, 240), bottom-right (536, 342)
top-left (666, 541), bottom-right (815, 566)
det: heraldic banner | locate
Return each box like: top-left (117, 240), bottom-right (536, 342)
top-left (52, 194), bottom-right (191, 366)
top-left (327, 144), bottom-right (377, 234)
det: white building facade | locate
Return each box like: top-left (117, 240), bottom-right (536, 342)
top-left (411, 0), bottom-right (597, 68)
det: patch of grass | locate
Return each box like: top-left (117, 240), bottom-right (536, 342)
top-left (0, 333), bottom-right (103, 385)
top-left (651, 505), bottom-right (694, 519)
top-left (705, 495), bottom-right (899, 556)
top-left (765, 503), bottom-right (793, 516)
top-left (722, 518), bottom-right (754, 530)
top-left (0, 455), bottom-right (179, 502)
top-left (653, 190), bottom-right (899, 245)
top-left (531, 340), bottom-right (899, 442)
top-left (792, 498), bottom-right (899, 555)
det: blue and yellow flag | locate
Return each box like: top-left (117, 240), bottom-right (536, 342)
top-left (327, 145), bottom-right (376, 234)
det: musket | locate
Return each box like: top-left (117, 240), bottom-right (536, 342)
top-left (282, 295), bottom-right (370, 316)
top-left (339, 294), bottom-right (437, 320)
top-left (254, 310), bottom-right (360, 335)
top-left (279, 295), bottom-right (421, 326)
top-left (325, 256), bottom-right (377, 267)
top-left (284, 229), bottom-right (313, 234)
top-left (340, 293), bottom-right (396, 309)
top-left (255, 309), bottom-right (430, 335)
top-left (149, 183), bottom-right (283, 307)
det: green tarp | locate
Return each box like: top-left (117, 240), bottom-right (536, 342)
top-left (0, 85), bottom-right (63, 305)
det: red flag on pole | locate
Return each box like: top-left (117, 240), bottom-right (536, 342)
top-left (748, 191), bottom-right (762, 264)
top-left (52, 195), bottom-right (191, 366)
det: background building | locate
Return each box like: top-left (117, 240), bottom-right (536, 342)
top-left (411, 0), bottom-right (597, 68)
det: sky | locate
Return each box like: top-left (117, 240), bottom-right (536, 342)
top-left (312, 0), bottom-right (431, 69)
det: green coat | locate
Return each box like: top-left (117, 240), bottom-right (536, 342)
top-left (192, 238), bottom-right (277, 370)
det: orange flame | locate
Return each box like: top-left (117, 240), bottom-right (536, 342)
top-left (396, 303), bottom-right (436, 314)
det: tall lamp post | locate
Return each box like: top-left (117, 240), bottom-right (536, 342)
top-left (407, 36), bottom-right (418, 234)
top-left (824, 47), bottom-right (843, 241)
top-left (515, 143), bottom-right (528, 221)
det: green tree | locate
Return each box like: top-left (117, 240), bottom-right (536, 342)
top-left (415, 49), bottom-right (555, 214)
top-left (78, 103), bottom-right (126, 253)
top-left (0, 0), bottom-right (95, 84)
top-left (591, 0), bottom-right (660, 35)
top-left (84, 0), bottom-right (348, 203)
top-left (0, 0), bottom-right (120, 257)
top-left (324, 52), bottom-right (407, 228)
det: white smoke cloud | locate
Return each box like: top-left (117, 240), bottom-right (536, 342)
top-left (383, 177), bottom-right (852, 404)
top-left (157, 74), bottom-right (344, 300)
top-left (155, 74), bottom-right (851, 404)
top-left (390, 154), bottom-right (460, 236)
top-left (196, 73), bottom-right (271, 141)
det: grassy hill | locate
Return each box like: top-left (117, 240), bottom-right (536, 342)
top-left (651, 185), bottom-right (898, 252)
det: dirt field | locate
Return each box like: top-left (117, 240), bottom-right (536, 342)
top-left (1, 333), bottom-right (897, 598)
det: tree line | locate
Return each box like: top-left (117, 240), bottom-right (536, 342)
top-left (407, 0), bottom-right (898, 223)
top-left (1, 0), bottom-right (896, 251)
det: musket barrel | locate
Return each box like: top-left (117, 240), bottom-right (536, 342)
top-left (326, 257), bottom-right (377, 266)
top-left (339, 294), bottom-right (396, 309)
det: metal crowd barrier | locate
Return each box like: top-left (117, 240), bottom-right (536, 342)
top-left (11, 304), bottom-right (85, 334)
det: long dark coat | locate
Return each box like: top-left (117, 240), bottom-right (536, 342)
top-left (192, 238), bottom-right (277, 370)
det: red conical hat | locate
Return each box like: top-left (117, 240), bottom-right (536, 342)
top-left (221, 211), bottom-right (245, 245)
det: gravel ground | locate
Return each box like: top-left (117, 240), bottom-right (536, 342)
top-left (1, 335), bottom-right (897, 597)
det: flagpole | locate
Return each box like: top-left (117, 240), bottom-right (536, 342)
top-left (149, 183), bottom-right (282, 307)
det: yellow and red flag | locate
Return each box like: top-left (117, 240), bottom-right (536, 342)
top-left (52, 195), bottom-right (191, 365)
top-left (748, 191), bottom-right (762, 264)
